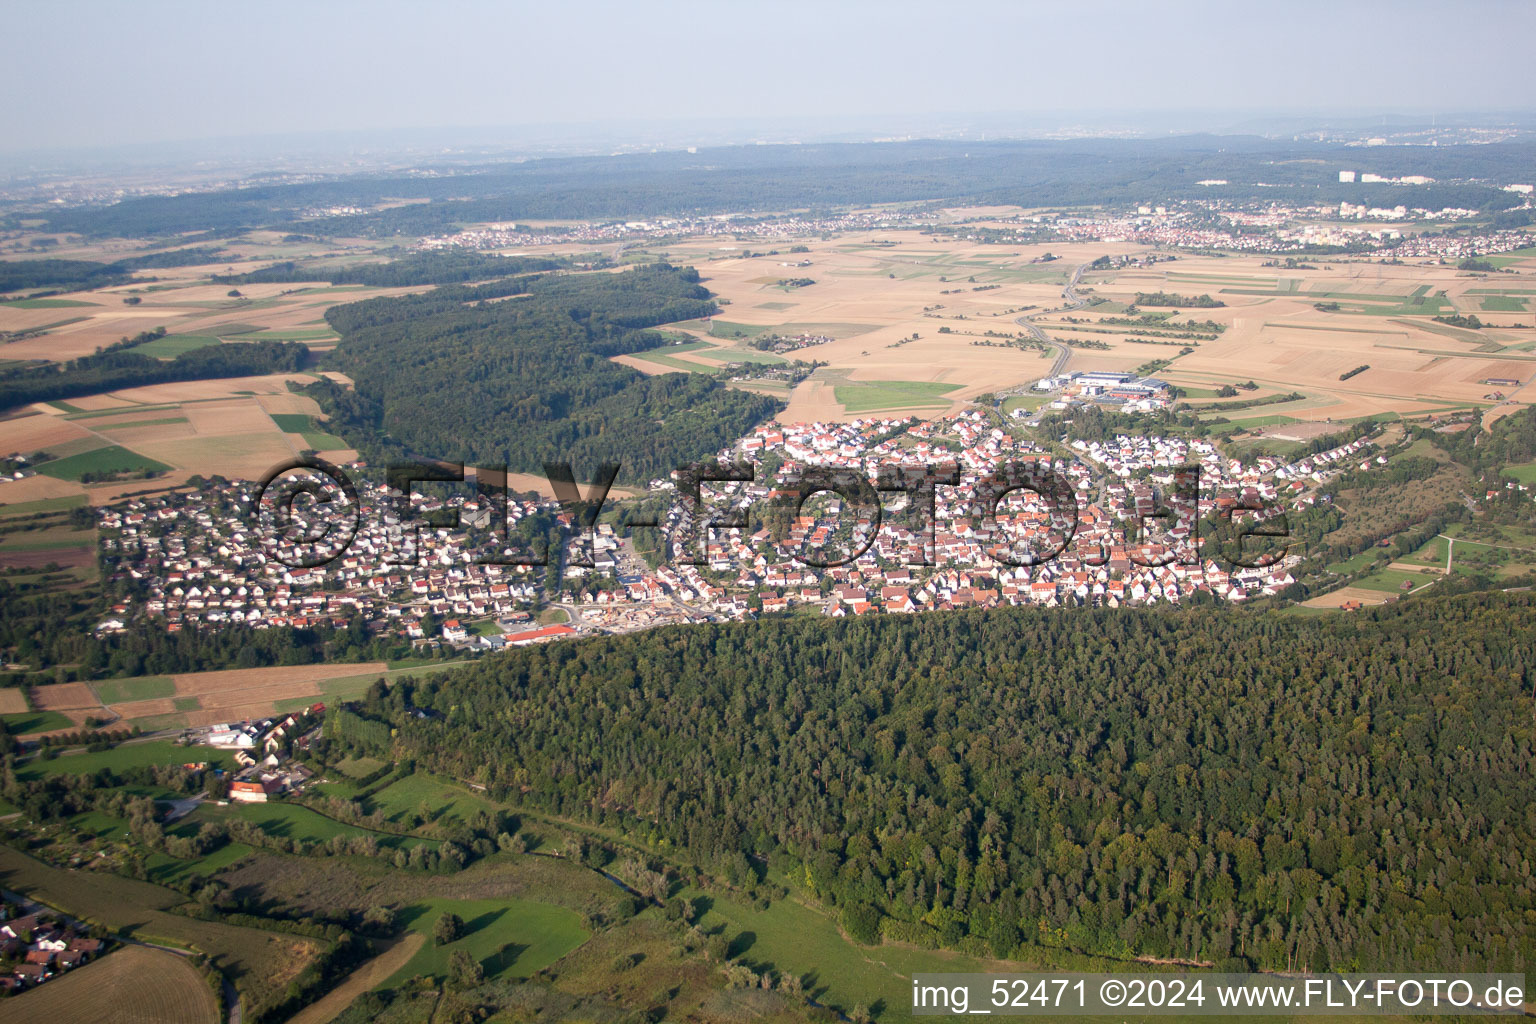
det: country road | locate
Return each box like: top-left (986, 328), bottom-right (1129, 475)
top-left (1015, 260), bottom-right (1090, 380)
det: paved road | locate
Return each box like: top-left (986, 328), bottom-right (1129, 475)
top-left (161, 791), bottom-right (206, 824)
top-left (1014, 261), bottom-right (1090, 381)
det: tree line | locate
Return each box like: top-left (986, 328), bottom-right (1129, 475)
top-left (215, 250), bottom-right (563, 288)
top-left (0, 247), bottom-right (227, 296)
top-left (0, 331), bottom-right (309, 412)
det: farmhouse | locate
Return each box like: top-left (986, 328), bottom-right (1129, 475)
top-left (230, 778), bottom-right (280, 802)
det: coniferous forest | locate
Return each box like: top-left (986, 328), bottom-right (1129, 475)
top-left (309, 263), bottom-right (783, 484)
top-left (344, 592), bottom-right (1536, 974)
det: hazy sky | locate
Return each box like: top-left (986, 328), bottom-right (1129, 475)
top-left (5, 0), bottom-right (1535, 154)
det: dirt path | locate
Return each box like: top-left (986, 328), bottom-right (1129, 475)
top-left (286, 934), bottom-right (424, 1024)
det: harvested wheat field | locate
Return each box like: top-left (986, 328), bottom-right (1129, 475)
top-left (0, 944), bottom-right (220, 1024)
top-left (31, 682), bottom-right (101, 711)
top-left (0, 690), bottom-right (29, 715)
top-left (2, 411), bottom-right (97, 452)
top-left (0, 473), bottom-right (87, 505)
top-left (105, 372), bottom-right (317, 406)
top-left (1303, 586), bottom-right (1394, 609)
top-left (612, 228), bottom-right (1536, 423)
top-left (80, 662), bottom-right (391, 729)
top-left (170, 662), bottom-right (388, 696)
top-left (619, 233), bottom-right (1136, 419)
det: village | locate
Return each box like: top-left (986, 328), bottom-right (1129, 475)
top-left (0, 907), bottom-right (107, 993)
top-left (196, 708), bottom-right (323, 804)
top-left (91, 406), bottom-right (1389, 650)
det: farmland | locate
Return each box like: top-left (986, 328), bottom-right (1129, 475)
top-left (16, 739), bottom-right (234, 780)
top-left (28, 661), bottom-right (392, 731)
top-left (0, 943), bottom-right (219, 1024)
top-left (0, 845), bottom-right (325, 1012)
top-left (598, 229), bottom-right (1534, 423)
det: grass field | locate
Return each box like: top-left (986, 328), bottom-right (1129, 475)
top-left (833, 380), bottom-right (959, 412)
top-left (131, 333), bottom-right (222, 358)
top-left (269, 412), bottom-right (319, 432)
top-left (1502, 462), bottom-right (1536, 483)
top-left (0, 297), bottom-right (98, 309)
top-left (36, 445), bottom-right (173, 481)
top-left (385, 896), bottom-right (589, 987)
top-left (365, 771), bottom-right (503, 831)
top-left (1327, 548), bottom-right (1386, 574)
top-left (149, 839), bottom-right (255, 885)
top-left (2, 710), bottom-right (75, 734)
top-left (18, 739), bottom-right (233, 781)
top-left (250, 328), bottom-right (340, 341)
top-left (0, 943), bottom-right (219, 1024)
top-left (94, 674), bottom-right (175, 704)
top-left (268, 661), bottom-right (469, 714)
top-left (334, 754), bottom-right (388, 778)
top-left (191, 799), bottom-right (436, 852)
top-left (1001, 393), bottom-right (1052, 415)
top-left (707, 320), bottom-right (878, 342)
top-left (1352, 567), bottom-right (1437, 593)
top-left (97, 415), bottom-right (191, 431)
top-left (0, 494), bottom-right (87, 517)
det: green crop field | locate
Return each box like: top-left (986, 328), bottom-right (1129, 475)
top-left (1502, 462), bottom-right (1536, 484)
top-left (1352, 567), bottom-right (1438, 593)
top-left (269, 413), bottom-right (318, 432)
top-left (130, 333), bottom-right (221, 358)
top-left (695, 347), bottom-right (786, 365)
top-left (63, 402), bottom-right (183, 420)
top-left (249, 328), bottom-right (340, 341)
top-left (0, 297), bottom-right (99, 309)
top-left (385, 896), bottom-right (589, 987)
top-left (834, 380), bottom-right (958, 413)
top-left (18, 740), bottom-right (233, 781)
top-left (0, 494), bottom-right (87, 517)
top-left (708, 320), bottom-right (877, 341)
top-left (94, 675), bottom-right (175, 704)
top-left (269, 412), bottom-right (348, 448)
top-left (1480, 295), bottom-right (1528, 312)
top-left (37, 445), bottom-right (172, 481)
top-left (97, 416), bottom-right (190, 431)
top-left (2, 710), bottom-right (75, 734)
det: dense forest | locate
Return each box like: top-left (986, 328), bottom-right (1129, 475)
top-left (0, 247), bottom-right (227, 295)
top-left (309, 263), bottom-right (782, 484)
top-left (338, 592), bottom-right (1536, 974)
top-left (0, 333), bottom-right (309, 411)
top-left (214, 250), bottom-right (563, 287)
top-left (24, 138), bottom-right (1534, 239)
